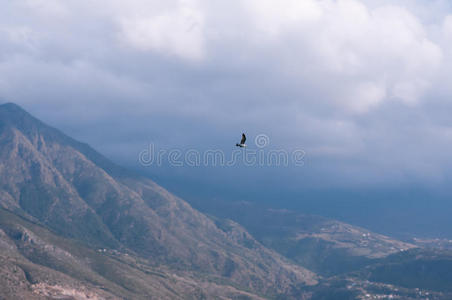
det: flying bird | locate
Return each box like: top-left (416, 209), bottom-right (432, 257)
top-left (236, 133), bottom-right (246, 148)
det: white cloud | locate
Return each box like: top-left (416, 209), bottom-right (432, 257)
top-left (345, 81), bottom-right (387, 112)
top-left (443, 15), bottom-right (452, 39)
top-left (118, 0), bottom-right (205, 61)
top-left (243, 0), bottom-right (324, 35)
top-left (21, 0), bottom-right (68, 17)
top-left (240, 0), bottom-right (442, 111)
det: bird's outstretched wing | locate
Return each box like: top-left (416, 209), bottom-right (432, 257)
top-left (241, 133), bottom-right (246, 144)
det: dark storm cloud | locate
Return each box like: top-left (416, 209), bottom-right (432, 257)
top-left (1, 0), bottom-right (452, 188)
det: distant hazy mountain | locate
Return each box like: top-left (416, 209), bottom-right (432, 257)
top-left (190, 200), bottom-right (416, 276)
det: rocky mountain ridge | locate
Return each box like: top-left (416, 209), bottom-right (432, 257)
top-left (0, 103), bottom-right (316, 299)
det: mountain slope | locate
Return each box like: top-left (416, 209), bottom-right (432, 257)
top-left (306, 248), bottom-right (452, 300)
top-left (0, 207), bottom-right (269, 300)
top-left (188, 199), bottom-right (416, 276)
top-left (0, 102), bottom-right (316, 298)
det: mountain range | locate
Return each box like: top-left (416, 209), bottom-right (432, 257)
top-left (1, 102), bottom-right (452, 299)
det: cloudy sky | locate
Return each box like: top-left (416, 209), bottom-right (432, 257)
top-left (2, 0), bottom-right (452, 198)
